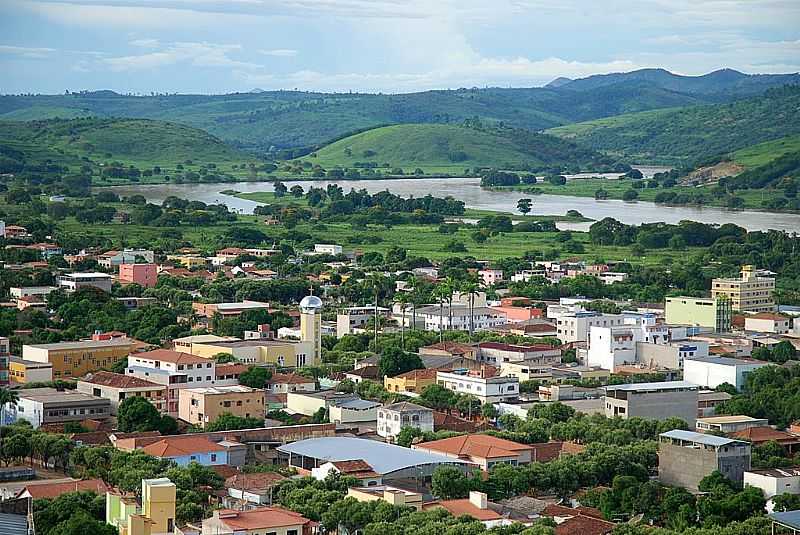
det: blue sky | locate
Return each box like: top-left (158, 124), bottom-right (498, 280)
top-left (1, 0), bottom-right (799, 94)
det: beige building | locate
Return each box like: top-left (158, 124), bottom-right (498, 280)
top-left (23, 338), bottom-right (136, 379)
top-left (77, 371), bottom-right (166, 414)
top-left (711, 265), bottom-right (775, 313)
top-left (9, 357), bottom-right (53, 384)
top-left (347, 485), bottom-right (424, 510)
top-left (744, 313), bottom-right (791, 334)
top-left (187, 339), bottom-right (316, 368)
top-left (178, 385), bottom-right (265, 428)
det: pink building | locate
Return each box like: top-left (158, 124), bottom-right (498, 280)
top-left (489, 305), bottom-right (543, 323)
top-left (478, 269), bottom-right (504, 286)
top-left (119, 263), bottom-right (158, 288)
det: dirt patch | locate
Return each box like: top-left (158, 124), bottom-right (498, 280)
top-left (682, 161), bottom-right (745, 186)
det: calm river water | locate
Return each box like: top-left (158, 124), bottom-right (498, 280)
top-left (107, 177), bottom-right (800, 233)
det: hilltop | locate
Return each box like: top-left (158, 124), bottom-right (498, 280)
top-left (547, 86), bottom-right (800, 165)
top-left (1, 69), bottom-right (797, 152)
top-left (299, 123), bottom-right (614, 173)
top-left (0, 118), bottom-right (251, 172)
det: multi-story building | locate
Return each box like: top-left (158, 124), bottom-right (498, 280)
top-left (436, 369), bottom-right (519, 404)
top-left (658, 430), bottom-right (751, 491)
top-left (313, 243), bottom-right (342, 255)
top-left (603, 381), bottom-right (699, 424)
top-left (377, 401), bottom-right (434, 441)
top-left (125, 349), bottom-right (236, 414)
top-left (77, 371), bottom-right (166, 414)
top-left (384, 368), bottom-right (438, 395)
top-left (555, 311), bottom-right (627, 343)
top-left (192, 300), bottom-right (271, 319)
top-left (478, 269), bottom-right (504, 286)
top-left (178, 385), bottom-right (265, 428)
top-left (97, 249), bottom-right (155, 269)
top-left (6, 387), bottom-right (111, 428)
top-left (665, 296), bottom-right (732, 332)
top-left (475, 341), bottom-right (561, 365)
top-left (336, 305), bottom-right (390, 337)
top-left (8, 357), bottom-right (53, 384)
top-left (266, 373), bottom-right (317, 394)
top-left (0, 336), bottom-right (9, 386)
top-left (711, 265), bottom-right (775, 313)
top-left (107, 477), bottom-right (176, 535)
top-left (57, 272), bottom-right (114, 293)
top-left (9, 286), bottom-right (58, 301)
top-left (587, 314), bottom-right (673, 371)
top-left (186, 339), bottom-right (316, 368)
top-left (118, 263), bottom-right (158, 288)
top-left (696, 415), bottom-right (769, 434)
top-left (743, 468), bottom-right (800, 500)
top-left (683, 356), bottom-right (772, 391)
top-left (22, 337), bottom-right (136, 379)
top-left (416, 305), bottom-right (507, 332)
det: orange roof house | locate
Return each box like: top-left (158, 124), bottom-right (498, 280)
top-left (411, 434), bottom-right (534, 470)
top-left (203, 506), bottom-right (315, 535)
top-left (16, 478), bottom-right (110, 500)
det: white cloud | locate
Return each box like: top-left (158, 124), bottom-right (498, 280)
top-left (260, 49), bottom-right (298, 57)
top-left (129, 38), bottom-right (160, 48)
top-left (103, 41), bottom-right (261, 71)
top-left (0, 45), bottom-right (57, 59)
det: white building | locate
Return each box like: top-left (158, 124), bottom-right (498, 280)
top-left (416, 305), bottom-right (506, 332)
top-left (57, 272), bottom-right (114, 293)
top-left (683, 356), bottom-right (773, 391)
top-left (744, 313), bottom-right (791, 334)
top-left (555, 311), bottom-right (627, 343)
top-left (336, 306), bottom-right (390, 338)
top-left (511, 269), bottom-right (546, 283)
top-left (313, 244), bottom-right (342, 255)
top-left (436, 370), bottom-right (519, 404)
top-left (98, 249), bottom-right (155, 269)
top-left (586, 314), bottom-right (672, 371)
top-left (743, 468), bottom-right (800, 501)
top-left (478, 269), bottom-right (503, 286)
top-left (377, 401), bottom-right (434, 442)
top-left (597, 272), bottom-right (629, 285)
top-left (9, 286), bottom-right (58, 300)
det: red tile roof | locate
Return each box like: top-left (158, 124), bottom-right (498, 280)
top-left (731, 427), bottom-right (800, 444)
top-left (424, 499), bottom-right (502, 521)
top-left (392, 368), bottom-right (439, 380)
top-left (81, 371), bottom-right (163, 389)
top-left (268, 373), bottom-right (316, 385)
top-left (18, 478), bottom-right (109, 499)
top-left (141, 436), bottom-right (226, 458)
top-left (554, 514), bottom-right (614, 535)
top-left (415, 434), bottom-right (532, 460)
top-left (215, 506), bottom-right (312, 530)
top-left (331, 460), bottom-right (380, 479)
top-left (226, 472), bottom-right (287, 492)
top-left (216, 364), bottom-right (249, 376)
top-left (135, 348), bottom-right (210, 365)
top-left (478, 341), bottom-right (557, 352)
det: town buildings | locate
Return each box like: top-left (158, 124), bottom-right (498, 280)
top-left (0, 337), bottom-right (9, 386)
top-left (384, 368), bottom-right (438, 395)
top-left (77, 371), bottom-right (166, 414)
top-left (711, 265), bottom-right (775, 313)
top-left (202, 506), bottom-right (315, 535)
top-left (743, 468), bottom-right (800, 500)
top-left (436, 369), bottom-right (519, 404)
top-left (178, 385), bottom-right (265, 428)
top-left (665, 296), bottom-right (732, 332)
top-left (6, 387), bottom-right (111, 428)
top-left (22, 337), bottom-right (136, 379)
top-left (57, 272), bottom-right (114, 293)
top-left (682, 356), bottom-right (772, 390)
top-left (744, 313), bottom-right (792, 334)
top-left (106, 478), bottom-right (175, 535)
top-left (555, 311), bottom-right (626, 343)
top-left (603, 381), bottom-right (699, 424)
top-left (413, 434), bottom-right (534, 471)
top-left (118, 263), bottom-right (158, 288)
top-left (695, 415), bottom-right (770, 434)
top-left (416, 305), bottom-right (507, 332)
top-left (8, 357), bottom-right (53, 384)
top-left (377, 401), bottom-right (434, 441)
top-left (658, 430), bottom-right (751, 491)
top-left (98, 249), bottom-right (155, 268)
top-left (336, 305), bottom-right (390, 337)
top-left (223, 472), bottom-right (287, 509)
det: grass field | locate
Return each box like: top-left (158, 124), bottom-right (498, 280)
top-left (732, 134), bottom-right (800, 168)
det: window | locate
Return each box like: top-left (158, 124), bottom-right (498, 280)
top-left (210, 454), bottom-right (217, 462)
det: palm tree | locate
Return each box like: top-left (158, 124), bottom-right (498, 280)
top-left (394, 293), bottom-right (409, 351)
top-left (407, 276), bottom-right (420, 332)
top-left (444, 276), bottom-right (458, 331)
top-left (433, 284), bottom-right (450, 343)
top-left (460, 279), bottom-right (480, 341)
top-left (367, 273), bottom-right (385, 348)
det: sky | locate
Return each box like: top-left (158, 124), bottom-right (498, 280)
top-left (1, 0), bottom-right (799, 95)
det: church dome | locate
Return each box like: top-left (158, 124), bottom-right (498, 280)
top-left (299, 295), bottom-right (323, 312)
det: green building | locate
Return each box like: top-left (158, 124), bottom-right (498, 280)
top-left (665, 296), bottom-right (732, 332)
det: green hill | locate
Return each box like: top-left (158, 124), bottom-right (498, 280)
top-left (732, 134), bottom-right (800, 168)
top-left (547, 86), bottom-right (800, 165)
top-left (1, 69), bottom-right (797, 152)
top-left (300, 123), bottom-right (612, 172)
top-left (0, 118), bottom-right (250, 172)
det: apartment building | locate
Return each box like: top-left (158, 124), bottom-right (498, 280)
top-left (57, 272), bottom-right (114, 293)
top-left (178, 386), bottom-right (265, 428)
top-left (659, 430), bottom-right (751, 491)
top-left (587, 314), bottom-right (672, 370)
top-left (377, 401), bottom-right (434, 441)
top-left (8, 387), bottom-right (111, 428)
top-left (97, 248), bottom-right (155, 268)
top-left (436, 369), bottom-right (519, 404)
top-left (416, 305), bottom-right (507, 332)
top-left (77, 371), bottom-right (166, 414)
top-left (475, 342), bottom-right (561, 365)
top-left (555, 311), bottom-right (627, 343)
top-left (744, 313), bottom-right (791, 334)
top-left (22, 337), bottom-right (136, 379)
top-left (0, 336), bottom-right (9, 386)
top-left (336, 305), bottom-right (390, 337)
top-left (711, 265), bottom-right (775, 313)
top-left (665, 296), bottom-right (732, 332)
top-left (118, 263), bottom-right (158, 288)
top-left (603, 381), bottom-right (699, 424)
top-left (125, 349), bottom-right (237, 414)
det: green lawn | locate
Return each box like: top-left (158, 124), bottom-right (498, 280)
top-left (732, 134), bottom-right (800, 168)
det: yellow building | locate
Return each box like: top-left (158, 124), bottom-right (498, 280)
top-left (187, 339), bottom-right (315, 368)
top-left (9, 357), bottom-right (53, 384)
top-left (347, 486), bottom-right (424, 510)
top-left (299, 295), bottom-right (323, 363)
top-left (165, 254), bottom-right (208, 269)
top-left (178, 385), bottom-right (264, 428)
top-left (711, 265), bottom-right (775, 313)
top-left (384, 368), bottom-right (438, 394)
top-left (22, 338), bottom-right (135, 379)
top-left (107, 478), bottom-right (176, 535)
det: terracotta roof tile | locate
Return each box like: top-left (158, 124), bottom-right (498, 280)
top-left (135, 348), bottom-right (210, 365)
top-left (141, 436), bottom-right (226, 458)
top-left (392, 368), bottom-right (438, 380)
top-left (424, 499), bottom-right (502, 521)
top-left (81, 371), bottom-right (163, 389)
top-left (226, 472), bottom-right (286, 491)
top-left (268, 373), bottom-right (315, 385)
top-left (18, 479), bottom-right (109, 499)
top-left (415, 434), bottom-right (532, 460)
top-left (215, 507), bottom-right (312, 530)
top-left (731, 427), bottom-right (800, 443)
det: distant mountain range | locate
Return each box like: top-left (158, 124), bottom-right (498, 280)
top-left (0, 68), bottom-right (798, 156)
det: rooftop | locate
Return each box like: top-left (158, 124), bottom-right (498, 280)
top-left (603, 380), bottom-right (698, 392)
top-left (183, 385), bottom-right (260, 395)
top-left (425, 498), bottom-right (502, 521)
top-left (80, 371), bottom-right (162, 389)
top-left (215, 507), bottom-right (312, 530)
top-left (390, 368), bottom-right (439, 381)
top-left (17, 388), bottom-right (110, 404)
top-left (277, 437), bottom-right (469, 475)
top-left (61, 272), bottom-right (113, 279)
top-left (660, 429), bottom-right (745, 447)
top-left (133, 348), bottom-right (211, 365)
top-left (173, 334), bottom-right (239, 344)
top-left (731, 427), bottom-right (800, 443)
top-left (225, 472), bottom-right (287, 492)
top-left (477, 341), bottom-right (557, 352)
top-left (268, 372), bottom-right (316, 385)
top-left (23, 338), bottom-right (132, 351)
top-left (17, 478), bottom-right (109, 499)
top-left (747, 313), bottom-right (789, 321)
top-left (696, 415), bottom-right (766, 424)
top-left (381, 401), bottom-right (431, 413)
top-left (770, 510), bottom-right (800, 530)
top-left (747, 467), bottom-right (800, 478)
top-left (686, 356), bottom-right (770, 367)
top-left (141, 436), bottom-right (227, 457)
top-left (414, 434), bottom-right (531, 460)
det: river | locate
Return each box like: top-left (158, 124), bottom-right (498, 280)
top-left (106, 177), bottom-right (800, 233)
